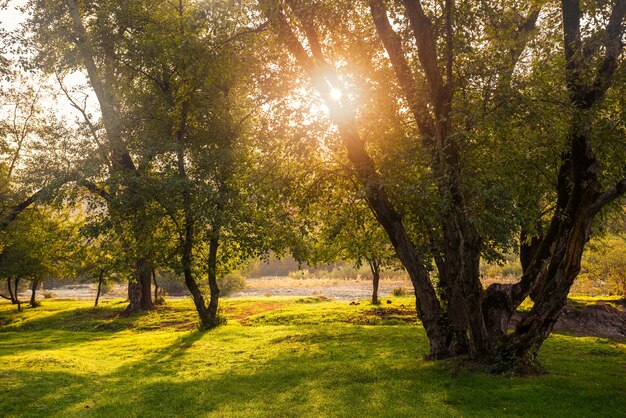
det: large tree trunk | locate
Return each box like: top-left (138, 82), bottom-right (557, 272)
top-left (486, 0), bottom-right (626, 372)
top-left (29, 279), bottom-right (39, 307)
top-left (496, 185), bottom-right (596, 372)
top-left (139, 258), bottom-right (153, 310)
top-left (125, 273), bottom-right (143, 315)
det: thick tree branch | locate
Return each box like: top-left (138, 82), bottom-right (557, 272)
top-left (78, 179), bottom-right (110, 201)
top-left (402, 0), bottom-right (448, 107)
top-left (260, 0), bottom-right (450, 357)
top-left (563, 0), bottom-right (626, 107)
top-left (368, 0), bottom-right (435, 142)
top-left (586, 0), bottom-right (626, 106)
top-left (591, 178), bottom-right (626, 215)
top-left (0, 175), bottom-right (75, 232)
top-left (65, 0), bottom-right (136, 173)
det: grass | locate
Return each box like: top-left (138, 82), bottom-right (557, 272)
top-left (1, 297), bottom-right (625, 417)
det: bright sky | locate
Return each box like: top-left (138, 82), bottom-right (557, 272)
top-left (1, 1), bottom-right (99, 126)
top-left (1, 0), bottom-right (27, 33)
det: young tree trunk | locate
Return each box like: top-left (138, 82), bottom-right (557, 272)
top-left (139, 258), bottom-right (153, 310)
top-left (207, 235), bottom-right (221, 321)
top-left (95, 269), bottom-right (104, 307)
top-left (30, 279), bottom-right (39, 307)
top-left (124, 265), bottom-right (143, 315)
top-left (152, 269), bottom-right (159, 304)
top-left (7, 278), bottom-right (16, 304)
top-left (369, 259), bottom-right (380, 305)
top-left (173, 94), bottom-right (220, 329)
top-left (180, 213), bottom-right (219, 329)
top-left (14, 278), bottom-right (21, 311)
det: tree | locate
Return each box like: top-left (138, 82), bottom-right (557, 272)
top-left (26, 0), bottom-right (160, 313)
top-left (0, 206), bottom-right (84, 309)
top-left (259, 0), bottom-right (626, 370)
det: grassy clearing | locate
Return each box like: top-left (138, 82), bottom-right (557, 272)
top-left (1, 297), bottom-right (625, 417)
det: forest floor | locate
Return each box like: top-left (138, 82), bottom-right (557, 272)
top-left (0, 297), bottom-right (625, 417)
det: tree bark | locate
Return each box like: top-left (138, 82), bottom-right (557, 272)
top-left (207, 235), bottom-right (221, 321)
top-left (125, 271), bottom-right (143, 315)
top-left (139, 258), bottom-right (153, 310)
top-left (369, 259), bottom-right (380, 305)
top-left (7, 278), bottom-right (16, 304)
top-left (152, 269), bottom-right (159, 304)
top-left (29, 279), bottom-right (39, 307)
top-left (14, 278), bottom-right (21, 311)
top-left (95, 269), bottom-right (104, 307)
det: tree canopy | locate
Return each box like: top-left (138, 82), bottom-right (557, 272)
top-left (0, 0), bottom-right (624, 372)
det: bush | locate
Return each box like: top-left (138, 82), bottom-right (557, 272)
top-left (392, 287), bottom-right (407, 296)
top-left (218, 272), bottom-right (246, 297)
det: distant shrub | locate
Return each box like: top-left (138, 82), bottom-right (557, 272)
top-left (156, 271), bottom-right (188, 296)
top-left (43, 291), bottom-right (57, 299)
top-left (218, 273), bottom-right (246, 297)
top-left (392, 287), bottom-right (407, 296)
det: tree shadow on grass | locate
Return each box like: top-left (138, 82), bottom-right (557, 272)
top-left (1, 320), bottom-right (625, 417)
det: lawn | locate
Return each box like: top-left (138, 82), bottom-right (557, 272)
top-left (0, 297), bottom-right (625, 417)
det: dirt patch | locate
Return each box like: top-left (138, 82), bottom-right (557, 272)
top-left (223, 302), bottom-right (284, 321)
top-left (511, 300), bottom-right (626, 340)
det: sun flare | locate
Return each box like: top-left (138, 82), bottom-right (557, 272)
top-left (330, 88), bottom-right (342, 101)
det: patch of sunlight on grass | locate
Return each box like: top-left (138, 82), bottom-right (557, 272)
top-left (0, 297), bottom-right (625, 417)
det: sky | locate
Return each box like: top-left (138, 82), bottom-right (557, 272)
top-left (1, 0), bottom-right (99, 125)
top-left (1, 0), bottom-right (27, 33)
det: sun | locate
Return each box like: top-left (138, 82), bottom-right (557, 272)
top-left (330, 88), bottom-right (342, 101)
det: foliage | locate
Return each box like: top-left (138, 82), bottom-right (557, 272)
top-left (577, 235), bottom-right (626, 298)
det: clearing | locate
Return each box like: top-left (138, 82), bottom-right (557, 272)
top-left (0, 296), bottom-right (625, 417)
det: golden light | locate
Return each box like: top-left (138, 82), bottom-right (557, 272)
top-left (330, 88), bottom-right (342, 101)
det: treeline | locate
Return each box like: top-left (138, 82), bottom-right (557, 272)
top-left (0, 0), bottom-right (624, 373)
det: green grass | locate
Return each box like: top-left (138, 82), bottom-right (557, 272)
top-left (1, 297), bottom-right (625, 417)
